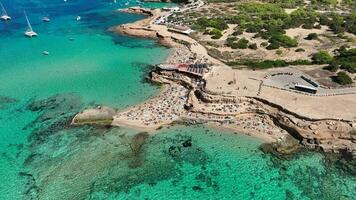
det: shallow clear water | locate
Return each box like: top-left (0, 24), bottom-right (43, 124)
top-left (0, 1), bottom-right (355, 200)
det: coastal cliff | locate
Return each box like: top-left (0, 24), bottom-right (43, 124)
top-left (73, 6), bottom-right (356, 157)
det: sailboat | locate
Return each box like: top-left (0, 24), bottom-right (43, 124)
top-left (24, 12), bottom-right (37, 37)
top-left (0, 1), bottom-right (11, 21)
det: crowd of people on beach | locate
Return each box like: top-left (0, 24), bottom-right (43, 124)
top-left (114, 84), bottom-right (188, 127)
top-left (113, 63), bottom-right (285, 140)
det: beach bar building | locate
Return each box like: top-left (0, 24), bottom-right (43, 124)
top-left (156, 63), bottom-right (209, 77)
top-left (168, 25), bottom-right (194, 35)
top-left (162, 6), bottom-right (180, 12)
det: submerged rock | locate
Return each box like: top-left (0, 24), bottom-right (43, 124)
top-left (25, 93), bottom-right (84, 146)
top-left (131, 132), bottom-right (149, 156)
top-left (0, 96), bottom-right (18, 109)
top-left (182, 138), bottom-right (192, 147)
top-left (192, 185), bottom-right (203, 191)
top-left (168, 144), bottom-right (209, 166)
top-left (128, 132), bottom-right (150, 168)
top-left (260, 135), bottom-right (302, 159)
top-left (324, 152), bottom-right (356, 176)
top-left (168, 145), bottom-right (181, 157)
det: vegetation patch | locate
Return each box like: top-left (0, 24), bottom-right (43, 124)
top-left (210, 28), bottom-right (223, 39)
top-left (333, 47), bottom-right (356, 74)
top-left (333, 71), bottom-right (353, 85)
top-left (305, 33), bottom-right (318, 40)
top-left (312, 50), bottom-right (333, 64)
top-left (226, 37), bottom-right (250, 49)
top-left (268, 34), bottom-right (298, 49)
top-left (227, 59), bottom-right (313, 69)
top-left (193, 17), bottom-right (228, 32)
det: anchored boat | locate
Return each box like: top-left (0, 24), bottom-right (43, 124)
top-left (0, 1), bottom-right (11, 21)
top-left (24, 12), bottom-right (38, 37)
top-left (42, 16), bottom-right (50, 22)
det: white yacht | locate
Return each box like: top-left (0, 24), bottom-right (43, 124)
top-left (42, 16), bottom-right (50, 22)
top-left (24, 12), bottom-right (38, 37)
top-left (76, 16), bottom-right (81, 21)
top-left (0, 1), bottom-right (11, 21)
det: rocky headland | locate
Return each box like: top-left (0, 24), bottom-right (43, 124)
top-left (74, 6), bottom-right (356, 157)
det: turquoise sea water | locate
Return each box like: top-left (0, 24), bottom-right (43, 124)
top-left (0, 1), bottom-right (355, 200)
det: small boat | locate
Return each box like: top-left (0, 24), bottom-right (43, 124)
top-left (0, 1), bottom-right (11, 21)
top-left (42, 16), bottom-right (50, 22)
top-left (76, 16), bottom-right (81, 21)
top-left (24, 12), bottom-right (38, 37)
top-left (42, 51), bottom-right (50, 55)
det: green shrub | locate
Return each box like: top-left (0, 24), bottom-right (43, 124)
top-left (312, 50), bottom-right (333, 64)
top-left (329, 14), bottom-right (346, 34)
top-left (260, 42), bottom-right (269, 47)
top-left (289, 59), bottom-right (313, 65)
top-left (268, 34), bottom-right (298, 48)
top-left (323, 63), bottom-right (339, 72)
top-left (314, 24), bottom-right (322, 29)
top-left (266, 43), bottom-right (280, 50)
top-left (226, 37), bottom-right (239, 49)
top-left (295, 48), bottom-right (305, 52)
top-left (245, 25), bottom-right (261, 33)
top-left (276, 49), bottom-right (283, 55)
top-left (228, 59), bottom-right (314, 69)
top-left (230, 2), bottom-right (291, 36)
top-left (232, 28), bottom-right (243, 36)
top-left (302, 23), bottom-right (314, 29)
top-left (311, 0), bottom-right (338, 6)
top-left (327, 47), bottom-right (356, 72)
top-left (207, 48), bottom-right (222, 58)
top-left (210, 28), bottom-right (223, 39)
top-left (289, 8), bottom-right (318, 28)
top-left (340, 63), bottom-right (356, 73)
top-left (236, 38), bottom-right (249, 49)
top-left (261, 0), bottom-right (305, 8)
top-left (248, 43), bottom-right (258, 50)
top-left (333, 72), bottom-right (353, 85)
top-left (226, 37), bottom-right (237, 45)
top-left (305, 33), bottom-right (318, 40)
top-left (335, 47), bottom-right (355, 58)
top-left (195, 17), bottom-right (228, 31)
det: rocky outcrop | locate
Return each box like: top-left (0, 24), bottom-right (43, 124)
top-left (118, 7), bottom-right (154, 16)
top-left (72, 106), bottom-right (116, 125)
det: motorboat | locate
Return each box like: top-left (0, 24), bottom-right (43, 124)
top-left (42, 16), bottom-right (50, 22)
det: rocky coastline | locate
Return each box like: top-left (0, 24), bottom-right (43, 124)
top-left (73, 6), bottom-right (356, 157)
